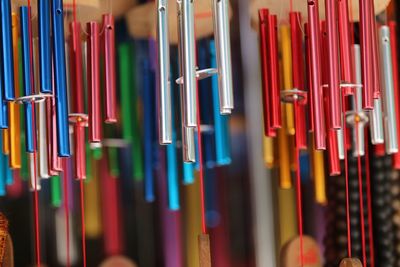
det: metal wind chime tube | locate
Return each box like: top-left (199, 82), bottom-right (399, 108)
top-left (51, 0), bottom-right (70, 157)
top-left (1, 0), bottom-right (15, 101)
top-left (212, 0), bottom-right (234, 114)
top-left (180, 0), bottom-right (197, 128)
top-left (157, 0), bottom-right (173, 145)
top-left (38, 0), bottom-right (52, 94)
top-left (379, 26), bottom-right (398, 154)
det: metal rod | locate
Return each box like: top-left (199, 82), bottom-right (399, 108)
top-left (325, 0), bottom-right (341, 129)
top-left (87, 22), bottom-right (102, 144)
top-left (212, 0), bottom-right (234, 114)
top-left (51, 0), bottom-right (70, 157)
top-left (38, 0), bottom-right (52, 93)
top-left (351, 45), bottom-right (365, 157)
top-left (180, 0), bottom-right (197, 127)
top-left (103, 14), bottom-right (117, 124)
top-left (307, 0), bottom-right (326, 150)
top-left (1, 0), bottom-right (15, 100)
top-left (157, 0), bottom-right (172, 144)
top-left (359, 0), bottom-right (374, 109)
top-left (379, 26), bottom-right (398, 154)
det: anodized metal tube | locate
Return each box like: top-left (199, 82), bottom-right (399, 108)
top-left (47, 96), bottom-right (62, 175)
top-left (38, 100), bottom-right (49, 178)
top-left (325, 0), bottom-right (341, 129)
top-left (51, 0), bottom-right (70, 157)
top-left (359, 0), bottom-right (374, 109)
top-left (9, 12), bottom-right (21, 168)
top-left (212, 0), bottom-right (234, 114)
top-left (29, 153), bottom-right (41, 191)
top-left (258, 9), bottom-right (275, 137)
top-left (379, 26), bottom-right (398, 154)
top-left (268, 15), bottom-right (283, 130)
top-left (369, 0), bottom-right (380, 99)
top-left (103, 14), bottom-right (117, 124)
top-left (389, 22), bottom-right (400, 168)
top-left (20, 6), bottom-right (35, 153)
top-left (289, 12), bottom-right (307, 149)
top-left (337, 0), bottom-right (353, 90)
top-left (180, 0), bottom-right (197, 127)
top-left (307, 0), bottom-right (326, 150)
top-left (1, 0), bottom-right (15, 100)
top-left (157, 0), bottom-right (172, 144)
top-left (70, 22), bottom-right (86, 180)
top-left (351, 45), bottom-right (365, 157)
top-left (87, 22), bottom-right (102, 143)
top-left (38, 0), bottom-right (52, 93)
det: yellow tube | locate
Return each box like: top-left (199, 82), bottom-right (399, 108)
top-left (280, 25), bottom-right (295, 136)
top-left (263, 136), bottom-right (274, 168)
top-left (9, 13), bottom-right (21, 168)
top-left (278, 109), bottom-right (292, 189)
top-left (310, 134), bottom-right (327, 204)
top-left (183, 175), bottom-right (201, 267)
top-left (85, 158), bottom-right (102, 238)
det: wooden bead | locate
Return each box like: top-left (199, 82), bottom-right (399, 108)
top-left (280, 235), bottom-right (322, 267)
top-left (339, 258), bottom-right (363, 267)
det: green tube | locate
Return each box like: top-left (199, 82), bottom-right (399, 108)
top-left (118, 43), bottom-right (143, 181)
top-left (92, 147), bottom-right (103, 160)
top-left (51, 175), bottom-right (62, 207)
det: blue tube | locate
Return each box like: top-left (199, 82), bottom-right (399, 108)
top-left (210, 40), bottom-right (231, 166)
top-left (38, 0), bottom-right (52, 93)
top-left (182, 162), bottom-right (194, 185)
top-left (51, 0), bottom-right (70, 157)
top-left (0, 0), bottom-right (15, 100)
top-left (166, 86), bottom-right (179, 210)
top-left (4, 155), bottom-right (12, 185)
top-left (20, 6), bottom-right (35, 153)
top-left (0, 56), bottom-right (8, 128)
top-left (143, 58), bottom-right (154, 202)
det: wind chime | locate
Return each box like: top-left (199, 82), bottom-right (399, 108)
top-left (0, 0), bottom-right (235, 266)
top-left (258, 0), bottom-right (400, 266)
top-left (156, 0), bottom-right (234, 265)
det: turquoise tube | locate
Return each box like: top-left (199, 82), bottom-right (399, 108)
top-left (4, 155), bottom-right (12, 185)
top-left (210, 40), bottom-right (231, 166)
top-left (0, 137), bottom-right (5, 195)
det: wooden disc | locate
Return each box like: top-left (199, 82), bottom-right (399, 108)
top-left (99, 256), bottom-right (137, 267)
top-left (339, 258), bottom-right (363, 267)
top-left (280, 235), bottom-right (322, 267)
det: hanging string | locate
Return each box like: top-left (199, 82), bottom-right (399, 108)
top-left (365, 130), bottom-right (375, 267)
top-left (294, 101), bottom-right (304, 266)
top-left (354, 92), bottom-right (367, 267)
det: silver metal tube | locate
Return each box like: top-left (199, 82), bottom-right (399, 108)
top-left (212, 0), bottom-right (234, 114)
top-left (351, 44), bottom-right (365, 157)
top-left (182, 126), bottom-right (196, 162)
top-left (157, 0), bottom-right (172, 144)
top-left (180, 0), bottom-right (197, 127)
top-left (29, 153), bottom-right (41, 191)
top-left (379, 26), bottom-right (398, 154)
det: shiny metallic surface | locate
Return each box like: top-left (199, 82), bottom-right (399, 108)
top-left (212, 0), bottom-right (234, 113)
top-left (157, 0), bottom-right (172, 144)
top-left (38, 101), bottom-right (49, 178)
top-left (182, 126), bottom-right (195, 162)
top-left (38, 0), bottom-right (52, 93)
top-left (52, 0), bottom-right (70, 157)
top-left (351, 45), bottom-right (365, 157)
top-left (379, 26), bottom-right (398, 154)
top-left (1, 0), bottom-right (15, 100)
top-left (180, 0), bottom-right (197, 127)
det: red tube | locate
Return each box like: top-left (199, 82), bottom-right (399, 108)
top-left (307, 0), bottom-right (326, 150)
top-left (70, 21), bottom-right (86, 180)
top-left (374, 144), bottom-right (386, 157)
top-left (289, 12), bottom-right (307, 149)
top-left (267, 15), bottom-right (281, 129)
top-left (322, 21), bottom-right (340, 175)
top-left (369, 0), bottom-right (380, 99)
top-left (338, 0), bottom-right (353, 96)
top-left (258, 9), bottom-right (276, 137)
top-left (305, 23), bottom-right (314, 133)
top-left (87, 22), bottom-right (102, 143)
top-left (389, 22), bottom-right (400, 169)
top-left (103, 14), bottom-right (117, 124)
top-left (359, 0), bottom-right (374, 109)
top-left (46, 97), bottom-right (62, 175)
top-left (325, 0), bottom-right (340, 129)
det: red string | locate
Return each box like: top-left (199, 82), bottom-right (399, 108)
top-left (341, 93), bottom-right (352, 257)
top-left (365, 130), bottom-right (375, 267)
top-left (62, 160), bottom-right (71, 267)
top-left (196, 82), bottom-right (207, 235)
top-left (294, 101), bottom-right (304, 266)
top-left (80, 178), bottom-right (87, 267)
top-left (354, 92), bottom-right (367, 267)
